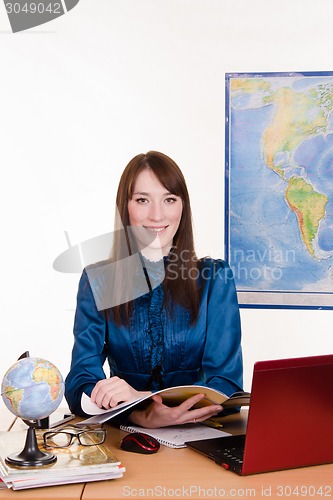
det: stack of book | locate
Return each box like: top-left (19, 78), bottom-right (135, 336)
top-left (0, 428), bottom-right (125, 490)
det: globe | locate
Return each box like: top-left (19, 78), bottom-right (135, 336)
top-left (1, 357), bottom-right (64, 421)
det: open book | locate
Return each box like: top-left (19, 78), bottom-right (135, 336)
top-left (80, 385), bottom-right (250, 425)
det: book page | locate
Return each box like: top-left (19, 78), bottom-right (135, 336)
top-left (80, 385), bottom-right (250, 425)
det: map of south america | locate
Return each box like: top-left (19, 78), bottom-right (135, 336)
top-left (285, 177), bottom-right (327, 258)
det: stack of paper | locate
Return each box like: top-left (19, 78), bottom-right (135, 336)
top-left (0, 429), bottom-right (125, 490)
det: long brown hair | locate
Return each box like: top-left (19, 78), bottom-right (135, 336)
top-left (111, 151), bottom-right (199, 324)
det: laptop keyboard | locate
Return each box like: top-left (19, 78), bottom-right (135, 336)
top-left (215, 446), bottom-right (244, 466)
top-left (186, 434), bottom-right (246, 474)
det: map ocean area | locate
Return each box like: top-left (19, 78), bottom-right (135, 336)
top-left (226, 72), bottom-right (333, 306)
top-left (80, 385), bottom-right (250, 425)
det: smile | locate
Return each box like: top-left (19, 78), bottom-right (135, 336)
top-left (143, 226), bottom-right (168, 233)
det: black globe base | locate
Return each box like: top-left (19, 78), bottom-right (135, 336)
top-left (5, 425), bottom-right (57, 467)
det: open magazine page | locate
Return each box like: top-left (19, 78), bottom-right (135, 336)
top-left (80, 385), bottom-right (250, 425)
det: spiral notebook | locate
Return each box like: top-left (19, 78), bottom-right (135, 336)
top-left (119, 424), bottom-right (229, 448)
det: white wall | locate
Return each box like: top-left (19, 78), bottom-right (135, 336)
top-left (1, 0), bottom-right (332, 408)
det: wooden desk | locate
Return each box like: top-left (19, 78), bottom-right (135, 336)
top-left (0, 483), bottom-right (83, 500)
top-left (83, 411), bottom-right (333, 500)
top-left (1, 411), bottom-right (332, 499)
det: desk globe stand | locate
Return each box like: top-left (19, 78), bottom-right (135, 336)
top-left (5, 418), bottom-right (57, 467)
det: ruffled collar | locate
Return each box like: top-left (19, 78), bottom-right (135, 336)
top-left (139, 254), bottom-right (167, 290)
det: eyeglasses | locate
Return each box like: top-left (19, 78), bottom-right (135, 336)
top-left (43, 426), bottom-right (106, 448)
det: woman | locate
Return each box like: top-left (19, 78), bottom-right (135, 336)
top-left (65, 151), bottom-right (243, 428)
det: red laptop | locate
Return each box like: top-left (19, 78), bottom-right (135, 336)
top-left (186, 354), bottom-right (333, 475)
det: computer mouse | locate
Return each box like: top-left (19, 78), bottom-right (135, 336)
top-left (120, 432), bottom-right (160, 454)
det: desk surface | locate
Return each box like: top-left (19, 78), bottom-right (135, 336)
top-left (0, 410), bottom-right (332, 500)
top-left (83, 412), bottom-right (333, 500)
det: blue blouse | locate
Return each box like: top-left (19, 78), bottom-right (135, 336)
top-left (65, 258), bottom-right (243, 416)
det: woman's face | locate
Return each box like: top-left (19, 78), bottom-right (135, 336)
top-left (128, 168), bottom-right (183, 258)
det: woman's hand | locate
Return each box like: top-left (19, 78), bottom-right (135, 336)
top-left (128, 393), bottom-right (223, 428)
top-left (90, 377), bottom-right (151, 409)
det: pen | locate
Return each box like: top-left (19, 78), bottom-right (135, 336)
top-left (201, 419), bottom-right (223, 429)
